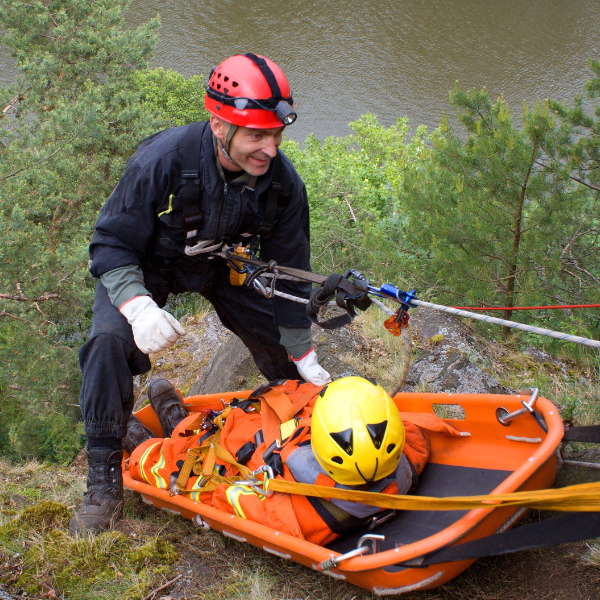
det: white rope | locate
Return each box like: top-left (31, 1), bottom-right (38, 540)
top-left (409, 299), bottom-right (600, 349)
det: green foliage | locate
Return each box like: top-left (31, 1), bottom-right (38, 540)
top-left (1, 0), bottom-right (599, 466)
top-left (136, 67), bottom-right (210, 126)
top-left (0, 0), bottom-right (163, 460)
top-left (18, 500), bottom-right (70, 529)
top-left (288, 81), bottom-right (599, 345)
top-left (401, 88), bottom-right (563, 317)
top-left (282, 113), bottom-right (427, 284)
top-left (1, 505), bottom-right (178, 598)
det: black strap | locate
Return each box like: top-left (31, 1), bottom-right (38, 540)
top-left (409, 511), bottom-right (600, 567)
top-left (563, 425), bottom-right (600, 443)
top-left (244, 52), bottom-right (282, 100)
top-left (254, 156), bottom-right (288, 238)
top-left (307, 273), bottom-right (372, 329)
top-left (180, 122), bottom-right (206, 247)
top-left (307, 274), bottom-right (353, 329)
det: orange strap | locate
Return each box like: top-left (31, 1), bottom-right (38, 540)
top-left (172, 412), bottom-right (206, 438)
top-left (260, 382), bottom-right (324, 447)
top-left (400, 412), bottom-right (464, 437)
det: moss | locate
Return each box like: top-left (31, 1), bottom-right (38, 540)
top-left (16, 531), bottom-right (176, 598)
top-left (428, 334), bottom-right (444, 346)
top-left (17, 530), bottom-right (135, 596)
top-left (18, 500), bottom-right (70, 529)
top-left (127, 536), bottom-right (178, 572)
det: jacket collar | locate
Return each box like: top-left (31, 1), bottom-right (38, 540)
top-left (199, 122), bottom-right (275, 198)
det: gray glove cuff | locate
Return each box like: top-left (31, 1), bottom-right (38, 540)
top-left (101, 264), bottom-right (150, 308)
top-left (278, 326), bottom-right (313, 359)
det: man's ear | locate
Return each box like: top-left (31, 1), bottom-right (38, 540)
top-left (209, 116), bottom-right (226, 141)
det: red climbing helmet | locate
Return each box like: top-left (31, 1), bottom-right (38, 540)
top-left (204, 53), bottom-right (297, 129)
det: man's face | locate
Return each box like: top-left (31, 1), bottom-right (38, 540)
top-left (211, 117), bottom-right (284, 177)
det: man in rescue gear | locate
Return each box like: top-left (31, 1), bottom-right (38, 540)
top-left (71, 54), bottom-right (331, 535)
top-left (127, 376), bottom-right (432, 546)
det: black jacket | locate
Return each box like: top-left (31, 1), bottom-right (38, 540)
top-left (89, 122), bottom-right (311, 328)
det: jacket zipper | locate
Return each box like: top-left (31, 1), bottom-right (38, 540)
top-left (217, 182), bottom-right (227, 236)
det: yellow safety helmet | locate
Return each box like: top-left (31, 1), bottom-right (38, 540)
top-left (311, 377), bottom-right (405, 485)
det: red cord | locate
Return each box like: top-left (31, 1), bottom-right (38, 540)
top-left (450, 304), bottom-right (600, 311)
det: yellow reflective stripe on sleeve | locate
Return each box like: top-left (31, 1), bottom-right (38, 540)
top-left (150, 447), bottom-right (168, 489)
top-left (139, 442), bottom-right (162, 487)
top-left (189, 476), bottom-right (205, 502)
top-left (226, 485), bottom-right (266, 519)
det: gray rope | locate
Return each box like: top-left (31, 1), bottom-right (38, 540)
top-left (409, 298), bottom-right (600, 349)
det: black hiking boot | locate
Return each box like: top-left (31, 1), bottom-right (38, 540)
top-left (69, 447), bottom-right (124, 535)
top-left (123, 414), bottom-right (155, 455)
top-left (148, 378), bottom-right (188, 438)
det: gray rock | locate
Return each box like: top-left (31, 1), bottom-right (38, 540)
top-left (401, 307), bottom-right (507, 394)
top-left (187, 307), bottom-right (507, 397)
top-left (187, 334), bottom-right (258, 396)
top-left (187, 316), bottom-right (365, 396)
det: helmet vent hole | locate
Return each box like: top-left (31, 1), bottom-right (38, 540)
top-left (330, 429), bottom-right (353, 456)
top-left (331, 456), bottom-right (343, 465)
top-left (387, 443), bottom-right (396, 454)
top-left (223, 88), bottom-right (228, 94)
top-left (217, 72), bottom-right (222, 78)
top-left (217, 84), bottom-right (221, 90)
top-left (232, 81), bottom-right (239, 87)
top-left (224, 76), bottom-right (229, 82)
top-left (366, 421), bottom-right (388, 450)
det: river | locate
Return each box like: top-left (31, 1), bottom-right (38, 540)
top-left (1, 0), bottom-right (599, 141)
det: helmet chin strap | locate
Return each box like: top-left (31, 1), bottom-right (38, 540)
top-left (217, 123), bottom-right (240, 168)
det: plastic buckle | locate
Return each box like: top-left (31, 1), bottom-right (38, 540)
top-left (236, 441), bottom-right (256, 465)
top-left (262, 439), bottom-right (280, 463)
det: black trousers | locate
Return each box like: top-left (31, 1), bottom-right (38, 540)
top-left (78, 273), bottom-right (300, 438)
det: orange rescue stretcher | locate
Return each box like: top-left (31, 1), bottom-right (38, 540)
top-left (123, 389), bottom-right (562, 595)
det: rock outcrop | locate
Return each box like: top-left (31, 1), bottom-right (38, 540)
top-left (402, 308), bottom-right (507, 394)
top-left (186, 307), bottom-right (507, 396)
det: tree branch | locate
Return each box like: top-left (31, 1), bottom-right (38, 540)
top-left (0, 130), bottom-right (82, 182)
top-left (570, 175), bottom-right (600, 192)
top-left (0, 292), bottom-right (59, 302)
top-left (0, 310), bottom-right (21, 319)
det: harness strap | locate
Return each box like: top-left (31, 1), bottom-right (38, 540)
top-left (306, 274), bottom-right (371, 329)
top-left (414, 511), bottom-right (600, 566)
top-left (175, 436), bottom-right (254, 494)
top-left (254, 155), bottom-right (289, 238)
top-left (180, 122), bottom-right (206, 247)
top-left (563, 424), bottom-right (600, 442)
top-left (258, 382), bottom-right (323, 447)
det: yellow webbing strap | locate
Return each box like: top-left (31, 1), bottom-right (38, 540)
top-left (175, 437), bottom-right (254, 494)
top-left (265, 479), bottom-right (600, 512)
top-left (213, 406), bottom-right (232, 430)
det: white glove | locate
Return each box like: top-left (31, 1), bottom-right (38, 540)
top-left (291, 348), bottom-right (331, 385)
top-left (119, 296), bottom-right (185, 354)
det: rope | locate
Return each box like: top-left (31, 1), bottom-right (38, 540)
top-left (451, 304), bottom-right (600, 311)
top-left (408, 299), bottom-right (600, 349)
top-left (214, 249), bottom-right (600, 349)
